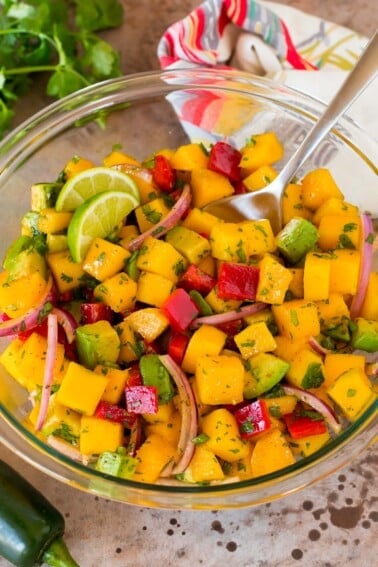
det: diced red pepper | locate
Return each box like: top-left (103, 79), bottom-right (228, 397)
top-left (126, 364), bottom-right (143, 387)
top-left (233, 179), bottom-right (247, 194)
top-left (179, 264), bottom-right (216, 295)
top-left (125, 385), bottom-right (159, 414)
top-left (95, 400), bottom-right (136, 428)
top-left (217, 262), bottom-right (260, 301)
top-left (162, 288), bottom-right (200, 332)
top-left (80, 302), bottom-right (113, 324)
top-left (208, 141), bottom-right (242, 182)
top-left (216, 319), bottom-right (243, 351)
top-left (167, 331), bottom-right (190, 365)
top-left (234, 399), bottom-right (271, 439)
top-left (283, 410), bottom-right (327, 439)
top-left (151, 154), bottom-right (176, 192)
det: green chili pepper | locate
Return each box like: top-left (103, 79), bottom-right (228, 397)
top-left (0, 459), bottom-right (79, 567)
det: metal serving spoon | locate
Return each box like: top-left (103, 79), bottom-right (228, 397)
top-left (204, 31), bottom-right (378, 233)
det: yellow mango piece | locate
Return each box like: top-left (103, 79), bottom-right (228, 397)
top-left (272, 299), bottom-right (320, 341)
top-left (126, 307), bottom-right (169, 342)
top-left (256, 254), bottom-right (293, 304)
top-left (290, 431), bottom-right (330, 458)
top-left (117, 224), bottom-right (139, 249)
top-left (191, 167), bottom-right (234, 208)
top-left (301, 168), bottom-right (344, 210)
top-left (46, 250), bottom-right (86, 293)
top-left (286, 348), bottom-right (325, 390)
top-left (17, 333), bottom-right (66, 391)
top-left (80, 416), bottom-right (123, 455)
top-left (0, 270), bottom-right (48, 318)
top-left (197, 254), bottom-right (217, 277)
top-left (317, 214), bottom-right (361, 251)
top-left (114, 163), bottom-right (158, 204)
top-left (94, 272), bottom-right (137, 313)
top-left (205, 286), bottom-right (242, 314)
top-left (360, 272), bottom-right (378, 320)
top-left (195, 354), bottom-right (244, 405)
top-left (316, 293), bottom-right (350, 329)
top-left (143, 400), bottom-right (174, 424)
top-left (235, 321), bottom-right (277, 359)
top-left (181, 207), bottom-right (223, 238)
top-left (240, 132), bottom-right (284, 173)
top-left (83, 238), bottom-right (130, 281)
top-left (201, 408), bottom-right (249, 462)
top-left (103, 150), bottom-right (141, 168)
top-left (114, 320), bottom-right (139, 364)
top-left (145, 411), bottom-right (181, 446)
top-left (282, 183), bottom-right (312, 225)
top-left (0, 338), bottom-right (29, 389)
top-left (274, 334), bottom-right (308, 363)
top-left (210, 222), bottom-right (248, 262)
top-left (242, 220), bottom-right (276, 256)
top-left (170, 143), bottom-right (209, 171)
top-left (95, 365), bottom-right (129, 405)
top-left (63, 156), bottom-right (94, 179)
top-left (182, 324), bottom-right (227, 374)
top-left (264, 395), bottom-right (298, 417)
top-left (56, 361), bottom-right (108, 415)
top-left (227, 443), bottom-right (254, 480)
top-left (323, 353), bottom-right (366, 389)
top-left (303, 252), bottom-right (332, 301)
top-left (136, 236), bottom-right (186, 283)
top-left (312, 197), bottom-right (359, 225)
top-left (37, 208), bottom-right (72, 234)
top-left (250, 428), bottom-right (295, 477)
top-left (327, 368), bottom-right (376, 421)
top-left (288, 268), bottom-right (304, 299)
top-left (40, 398), bottom-right (81, 441)
top-left (329, 249), bottom-right (360, 295)
top-left (243, 165), bottom-right (278, 191)
top-left (136, 271), bottom-right (174, 307)
top-left (186, 445), bottom-right (225, 483)
top-left (165, 226), bottom-right (211, 265)
top-left (134, 433), bottom-right (176, 483)
top-left (135, 197), bottom-right (170, 233)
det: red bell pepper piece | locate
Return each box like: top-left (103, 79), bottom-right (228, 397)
top-left (234, 399), bottom-right (271, 439)
top-left (126, 364), bottom-right (143, 387)
top-left (167, 331), bottom-right (190, 365)
top-left (80, 302), bottom-right (113, 324)
top-left (95, 401), bottom-right (136, 428)
top-left (151, 154), bottom-right (176, 192)
top-left (217, 262), bottom-right (260, 301)
top-left (125, 385), bottom-right (159, 414)
top-left (162, 288), bottom-right (200, 332)
top-left (179, 264), bottom-right (216, 295)
top-left (233, 179), bottom-right (247, 194)
top-left (283, 410), bottom-right (327, 439)
top-left (208, 141), bottom-right (242, 182)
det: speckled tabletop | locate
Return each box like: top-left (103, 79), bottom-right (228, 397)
top-left (1, 1), bottom-right (377, 566)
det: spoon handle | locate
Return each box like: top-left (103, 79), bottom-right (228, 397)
top-left (278, 30), bottom-right (378, 186)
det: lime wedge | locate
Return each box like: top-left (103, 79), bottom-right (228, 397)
top-left (67, 190), bottom-right (139, 262)
top-left (56, 167), bottom-right (140, 211)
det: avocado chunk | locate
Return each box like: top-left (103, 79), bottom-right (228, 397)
top-left (243, 352), bottom-right (290, 399)
top-left (139, 353), bottom-right (175, 403)
top-left (31, 182), bottom-right (62, 212)
top-left (351, 318), bottom-right (378, 353)
top-left (276, 217), bottom-right (318, 264)
top-left (76, 320), bottom-right (120, 369)
top-left (95, 450), bottom-right (138, 479)
top-left (165, 225), bottom-right (210, 264)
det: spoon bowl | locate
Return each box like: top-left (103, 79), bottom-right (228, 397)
top-left (204, 31), bottom-right (378, 232)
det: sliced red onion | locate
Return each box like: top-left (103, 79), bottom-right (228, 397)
top-left (52, 306), bottom-right (77, 344)
top-left (35, 313), bottom-right (58, 431)
top-left (0, 277), bottom-right (55, 337)
top-left (282, 384), bottom-right (342, 434)
top-left (190, 301), bottom-right (267, 329)
top-left (158, 354), bottom-right (198, 476)
top-left (127, 184), bottom-right (191, 251)
top-left (308, 336), bottom-right (332, 356)
top-left (350, 213), bottom-right (374, 319)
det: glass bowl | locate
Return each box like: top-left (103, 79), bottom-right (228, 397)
top-left (0, 68), bottom-right (376, 510)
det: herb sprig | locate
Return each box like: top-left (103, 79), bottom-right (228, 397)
top-left (0, 0), bottom-right (124, 137)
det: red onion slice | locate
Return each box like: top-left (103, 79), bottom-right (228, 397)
top-left (282, 384), bottom-right (341, 434)
top-left (190, 301), bottom-right (267, 329)
top-left (0, 277), bottom-right (55, 337)
top-left (52, 306), bottom-right (77, 344)
top-left (127, 184), bottom-right (191, 251)
top-left (35, 313), bottom-right (58, 431)
top-left (158, 354), bottom-right (198, 476)
top-left (308, 336), bottom-right (332, 356)
top-left (350, 213), bottom-right (374, 318)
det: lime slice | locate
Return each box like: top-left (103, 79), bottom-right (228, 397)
top-left (56, 167), bottom-right (140, 211)
top-left (67, 190), bottom-right (139, 262)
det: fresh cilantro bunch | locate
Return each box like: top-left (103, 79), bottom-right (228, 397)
top-left (0, 0), bottom-right (124, 138)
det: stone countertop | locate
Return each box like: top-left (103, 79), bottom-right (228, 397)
top-left (1, 1), bottom-right (377, 566)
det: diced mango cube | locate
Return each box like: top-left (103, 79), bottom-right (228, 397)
top-left (46, 250), bottom-right (86, 293)
top-left (312, 197), bottom-right (359, 225)
top-left (282, 183), bottom-right (312, 225)
top-left (290, 431), bottom-right (330, 458)
top-left (0, 270), bottom-right (48, 318)
top-left (286, 348), bottom-right (325, 389)
top-left (243, 165), bottom-right (278, 191)
top-left (250, 428), bottom-right (295, 477)
top-left (165, 226), bottom-right (210, 265)
top-left (136, 271), bottom-right (174, 307)
top-left (327, 368), bottom-right (376, 421)
top-left (37, 208), bottom-right (72, 234)
top-left (195, 354), bottom-right (244, 405)
top-left (115, 320), bottom-right (140, 364)
top-left (83, 238), bottom-right (130, 281)
top-left (94, 272), bottom-right (137, 313)
top-left (329, 250), bottom-right (360, 295)
top-left (136, 236), bottom-right (186, 283)
top-left (301, 168), bottom-right (344, 210)
top-left (242, 220), bottom-right (276, 256)
top-left (323, 353), bottom-right (366, 389)
top-left (182, 324), bottom-right (227, 374)
top-left (181, 207), bottom-right (223, 238)
top-left (135, 198), bottom-right (170, 233)
top-left (95, 365), bottom-right (129, 405)
top-left (240, 132), bottom-right (284, 173)
top-left (272, 299), bottom-right (320, 341)
top-left (235, 322), bottom-right (277, 359)
top-left (126, 307), bottom-right (169, 341)
top-left (360, 272), bottom-right (378, 320)
top-left (80, 416), bottom-right (123, 455)
top-left (205, 286), bottom-right (242, 314)
top-left (134, 433), bottom-right (176, 483)
top-left (201, 408), bottom-right (249, 462)
top-left (256, 253), bottom-right (293, 304)
top-left (303, 252), bottom-right (332, 301)
top-left (317, 214), bottom-right (361, 251)
top-left (170, 143), bottom-right (209, 171)
top-left (191, 168), bottom-right (234, 208)
top-left (185, 445), bottom-right (225, 483)
top-left (56, 361), bottom-right (108, 415)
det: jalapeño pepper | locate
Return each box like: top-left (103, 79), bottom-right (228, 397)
top-left (0, 459), bottom-right (79, 567)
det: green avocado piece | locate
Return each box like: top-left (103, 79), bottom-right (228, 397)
top-left (351, 318), bottom-right (378, 353)
top-left (139, 354), bottom-right (175, 403)
top-left (76, 320), bottom-right (120, 370)
top-left (243, 352), bottom-right (290, 399)
top-left (276, 217), bottom-right (318, 264)
top-left (31, 182), bottom-right (62, 212)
